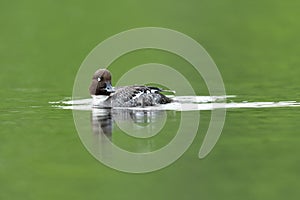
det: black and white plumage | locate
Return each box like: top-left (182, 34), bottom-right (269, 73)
top-left (106, 86), bottom-right (172, 107)
top-left (89, 69), bottom-right (173, 107)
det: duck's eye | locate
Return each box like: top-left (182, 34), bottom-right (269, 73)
top-left (97, 77), bottom-right (101, 82)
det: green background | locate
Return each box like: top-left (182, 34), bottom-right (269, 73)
top-left (1, 0), bottom-right (300, 199)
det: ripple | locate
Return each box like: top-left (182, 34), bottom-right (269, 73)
top-left (50, 95), bottom-right (300, 111)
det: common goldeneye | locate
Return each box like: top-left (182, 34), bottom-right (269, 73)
top-left (89, 69), bottom-right (173, 107)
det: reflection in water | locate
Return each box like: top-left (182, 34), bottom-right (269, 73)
top-left (91, 109), bottom-right (112, 138)
top-left (90, 109), bottom-right (113, 159)
top-left (91, 108), bottom-right (168, 155)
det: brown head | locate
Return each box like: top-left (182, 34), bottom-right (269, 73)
top-left (89, 69), bottom-right (114, 95)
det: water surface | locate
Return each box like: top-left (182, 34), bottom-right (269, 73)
top-left (1, 0), bottom-right (300, 199)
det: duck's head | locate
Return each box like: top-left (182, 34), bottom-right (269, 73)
top-left (89, 69), bottom-right (115, 96)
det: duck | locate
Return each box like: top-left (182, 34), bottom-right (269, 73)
top-left (89, 69), bottom-right (173, 107)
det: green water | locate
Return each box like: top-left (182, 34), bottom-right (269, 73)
top-left (1, 0), bottom-right (300, 199)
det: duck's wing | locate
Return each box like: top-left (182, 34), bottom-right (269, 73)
top-left (113, 86), bottom-right (152, 98)
top-left (107, 86), bottom-right (173, 107)
top-left (107, 86), bottom-right (150, 106)
top-left (145, 86), bottom-right (176, 94)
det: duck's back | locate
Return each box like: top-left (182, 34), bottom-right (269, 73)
top-left (106, 86), bottom-right (172, 107)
